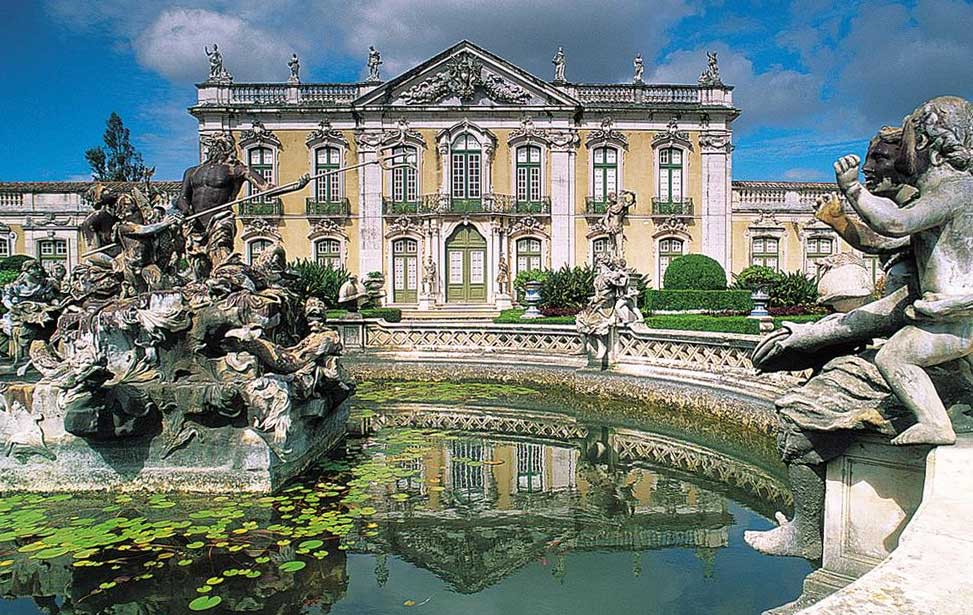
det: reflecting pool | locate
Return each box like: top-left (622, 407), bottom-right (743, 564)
top-left (0, 381), bottom-right (811, 614)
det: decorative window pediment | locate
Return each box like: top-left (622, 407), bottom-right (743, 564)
top-left (241, 217), bottom-right (281, 241)
top-left (745, 212), bottom-right (787, 240)
top-left (585, 118), bottom-right (628, 150)
top-left (652, 118), bottom-right (693, 151)
top-left (239, 119), bottom-right (281, 149)
top-left (508, 215), bottom-right (549, 240)
top-left (355, 118), bottom-right (426, 150)
top-left (508, 116), bottom-right (551, 146)
top-left (305, 120), bottom-right (349, 149)
top-left (308, 218), bottom-right (348, 241)
top-left (438, 119), bottom-right (496, 150)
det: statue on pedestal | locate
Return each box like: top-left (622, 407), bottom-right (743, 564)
top-left (745, 96), bottom-right (973, 560)
top-left (422, 256), bottom-right (436, 296)
top-left (552, 47), bottom-right (566, 83)
top-left (601, 190), bottom-right (636, 256)
top-left (287, 53), bottom-right (300, 84)
top-left (495, 255), bottom-right (510, 295)
top-left (367, 46), bottom-right (382, 82)
top-left (633, 54), bottom-right (644, 83)
top-left (204, 44), bottom-right (232, 84)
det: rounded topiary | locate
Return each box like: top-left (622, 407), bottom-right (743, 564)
top-left (663, 254), bottom-right (727, 290)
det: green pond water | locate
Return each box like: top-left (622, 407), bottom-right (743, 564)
top-left (0, 381), bottom-right (812, 614)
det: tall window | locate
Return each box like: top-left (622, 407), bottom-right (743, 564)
top-left (248, 238), bottom-right (273, 264)
top-left (806, 237), bottom-right (834, 278)
top-left (391, 146), bottom-right (417, 203)
top-left (247, 148), bottom-right (274, 200)
top-left (658, 238), bottom-right (684, 281)
top-left (0, 236), bottom-right (10, 259)
top-left (314, 147), bottom-right (340, 202)
top-left (451, 134), bottom-right (481, 203)
top-left (450, 439), bottom-right (484, 502)
top-left (516, 145), bottom-right (542, 204)
top-left (592, 147), bottom-right (618, 202)
top-left (517, 443), bottom-right (544, 493)
top-left (314, 238), bottom-right (341, 268)
top-left (37, 239), bottom-right (67, 270)
top-left (516, 238), bottom-right (542, 275)
top-left (592, 237), bottom-right (610, 263)
top-left (659, 148), bottom-right (683, 203)
top-left (751, 237), bottom-right (779, 270)
top-left (392, 238), bottom-right (418, 303)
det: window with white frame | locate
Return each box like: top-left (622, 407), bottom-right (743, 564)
top-left (592, 237), bottom-right (611, 263)
top-left (247, 147), bottom-right (275, 201)
top-left (314, 147), bottom-right (341, 202)
top-left (658, 237), bottom-right (684, 281)
top-left (516, 145), bottom-right (542, 204)
top-left (451, 134), bottom-right (481, 203)
top-left (391, 145), bottom-right (418, 203)
top-left (658, 147), bottom-right (684, 203)
top-left (0, 236), bottom-right (10, 259)
top-left (314, 238), bottom-right (341, 269)
top-left (517, 443), bottom-right (544, 493)
top-left (592, 146), bottom-right (618, 203)
top-left (805, 237), bottom-right (834, 278)
top-left (751, 237), bottom-right (780, 270)
top-left (450, 439), bottom-right (484, 501)
top-left (248, 238), bottom-right (273, 263)
top-left (515, 237), bottom-right (542, 275)
top-left (37, 238), bottom-right (67, 269)
top-left (392, 238), bottom-right (418, 303)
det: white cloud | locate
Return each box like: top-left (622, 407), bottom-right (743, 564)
top-left (782, 167), bottom-right (829, 181)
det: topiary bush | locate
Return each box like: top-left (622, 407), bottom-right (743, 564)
top-left (0, 255), bottom-right (33, 272)
top-left (770, 271), bottom-right (819, 308)
top-left (540, 264), bottom-right (595, 310)
top-left (642, 289), bottom-right (753, 312)
top-left (289, 259), bottom-right (350, 307)
top-left (663, 254), bottom-right (727, 290)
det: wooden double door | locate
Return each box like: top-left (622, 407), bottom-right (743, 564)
top-left (445, 226), bottom-right (487, 303)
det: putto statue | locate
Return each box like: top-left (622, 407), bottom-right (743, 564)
top-left (367, 46), bottom-right (382, 82)
top-left (745, 95), bottom-right (973, 560)
top-left (287, 53), bottom-right (301, 84)
top-left (204, 44), bottom-right (233, 84)
top-left (633, 53), bottom-right (644, 83)
top-left (0, 139), bottom-right (348, 492)
top-left (552, 47), bottom-right (566, 83)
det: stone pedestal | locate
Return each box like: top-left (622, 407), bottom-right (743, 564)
top-left (417, 293), bottom-right (433, 311)
top-left (494, 292), bottom-right (513, 310)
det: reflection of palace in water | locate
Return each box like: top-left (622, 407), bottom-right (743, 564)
top-left (349, 404), bottom-right (789, 593)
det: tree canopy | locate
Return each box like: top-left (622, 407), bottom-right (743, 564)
top-left (85, 112), bottom-right (148, 182)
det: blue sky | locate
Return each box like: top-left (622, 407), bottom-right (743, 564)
top-left (1, 0), bottom-right (971, 182)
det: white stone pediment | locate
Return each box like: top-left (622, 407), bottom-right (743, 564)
top-left (356, 41), bottom-right (578, 109)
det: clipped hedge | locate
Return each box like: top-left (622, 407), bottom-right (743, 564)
top-left (0, 255), bottom-right (34, 272)
top-left (642, 289), bottom-right (753, 313)
top-left (494, 308), bottom-right (577, 325)
top-left (326, 307), bottom-right (403, 322)
top-left (643, 315), bottom-right (760, 334)
top-left (663, 254), bottom-right (727, 290)
top-left (0, 269), bottom-right (18, 286)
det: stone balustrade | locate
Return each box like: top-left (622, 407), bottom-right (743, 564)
top-left (571, 84), bottom-right (732, 106)
top-left (732, 180), bottom-right (840, 211)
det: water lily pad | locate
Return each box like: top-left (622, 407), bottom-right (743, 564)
top-left (189, 596), bottom-right (222, 611)
top-left (278, 560), bottom-right (306, 573)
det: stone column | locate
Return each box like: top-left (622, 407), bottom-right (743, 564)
top-left (699, 131), bottom-right (732, 272)
top-left (483, 140), bottom-right (495, 198)
top-left (438, 140), bottom-right (450, 195)
top-left (356, 132), bottom-right (385, 277)
top-left (549, 130), bottom-right (580, 269)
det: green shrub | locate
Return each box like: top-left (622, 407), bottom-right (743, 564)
top-left (770, 271), bottom-right (819, 308)
top-left (494, 308), bottom-right (577, 325)
top-left (0, 270), bottom-right (18, 287)
top-left (643, 315), bottom-right (760, 335)
top-left (540, 264), bottom-right (595, 309)
top-left (361, 307), bottom-right (402, 322)
top-left (642, 289), bottom-right (753, 312)
top-left (289, 259), bottom-right (350, 307)
top-left (731, 265), bottom-right (783, 291)
top-left (663, 254), bottom-right (727, 290)
top-left (513, 269), bottom-right (550, 297)
top-left (0, 255), bottom-right (34, 272)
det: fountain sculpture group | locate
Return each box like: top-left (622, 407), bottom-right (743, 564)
top-left (0, 132), bottom-right (355, 492)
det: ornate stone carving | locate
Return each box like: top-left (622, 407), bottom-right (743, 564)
top-left (699, 131), bottom-right (732, 153)
top-left (306, 120), bottom-right (349, 149)
top-left (654, 217), bottom-right (689, 236)
top-left (239, 120), bottom-right (281, 149)
top-left (652, 117), bottom-right (692, 150)
top-left (367, 46), bottom-right (382, 82)
top-left (509, 215), bottom-right (546, 237)
top-left (204, 44), bottom-right (233, 84)
top-left (241, 217), bottom-right (281, 241)
top-left (576, 256), bottom-right (644, 360)
top-left (385, 215), bottom-right (418, 237)
top-left (698, 51), bottom-right (722, 87)
top-left (508, 116), bottom-right (550, 144)
top-left (400, 53), bottom-right (530, 105)
top-left (585, 118), bottom-right (628, 149)
top-left (287, 53), bottom-right (300, 84)
top-left (548, 128), bottom-right (581, 151)
top-left (308, 218), bottom-right (347, 240)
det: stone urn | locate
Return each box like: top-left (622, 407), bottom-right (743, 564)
top-left (749, 286), bottom-right (770, 318)
top-left (521, 280), bottom-right (543, 319)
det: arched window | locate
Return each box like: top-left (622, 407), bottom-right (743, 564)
top-left (592, 237), bottom-right (611, 263)
top-left (314, 147), bottom-right (341, 203)
top-left (516, 145), bottom-right (542, 205)
top-left (658, 238), bottom-right (684, 282)
top-left (314, 238), bottom-right (341, 268)
top-left (392, 238), bottom-right (418, 303)
top-left (451, 134), bottom-right (481, 207)
top-left (806, 237), bottom-right (834, 278)
top-left (248, 238), bottom-right (273, 264)
top-left (515, 237), bottom-right (542, 275)
top-left (391, 145), bottom-right (418, 204)
top-left (592, 147), bottom-right (618, 203)
top-left (658, 147), bottom-right (684, 203)
top-left (247, 147), bottom-right (274, 201)
top-left (751, 237), bottom-right (780, 270)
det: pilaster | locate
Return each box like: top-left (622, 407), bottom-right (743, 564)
top-left (549, 129), bottom-right (580, 269)
top-left (699, 131), bottom-right (733, 272)
top-left (356, 132), bottom-right (385, 275)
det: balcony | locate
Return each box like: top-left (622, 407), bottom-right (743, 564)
top-left (383, 198), bottom-right (420, 215)
top-left (651, 198), bottom-right (694, 217)
top-left (512, 196), bottom-right (551, 215)
top-left (239, 198), bottom-right (282, 217)
top-left (305, 197), bottom-right (350, 217)
top-left (585, 197), bottom-right (609, 216)
top-left (383, 194), bottom-right (552, 216)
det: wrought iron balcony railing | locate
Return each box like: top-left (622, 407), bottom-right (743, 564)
top-left (383, 194), bottom-right (552, 216)
top-left (651, 198), bottom-right (694, 217)
top-left (305, 197), bottom-right (350, 217)
top-left (239, 198), bottom-right (282, 217)
top-left (382, 197), bottom-right (420, 215)
top-left (585, 197), bottom-right (609, 216)
top-left (512, 196), bottom-right (552, 215)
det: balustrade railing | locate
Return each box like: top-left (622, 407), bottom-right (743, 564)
top-left (299, 84), bottom-right (360, 104)
top-left (585, 197), bottom-right (609, 216)
top-left (228, 84), bottom-right (288, 104)
top-left (239, 198), bottom-right (282, 217)
top-left (0, 193), bottom-right (23, 208)
top-left (651, 198), bottom-right (694, 217)
top-left (305, 197), bottom-right (350, 217)
top-left (574, 84), bottom-right (703, 105)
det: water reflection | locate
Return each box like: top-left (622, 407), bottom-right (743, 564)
top-left (0, 401), bottom-right (805, 615)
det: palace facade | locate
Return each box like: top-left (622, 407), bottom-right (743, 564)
top-left (0, 41), bottom-right (869, 309)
